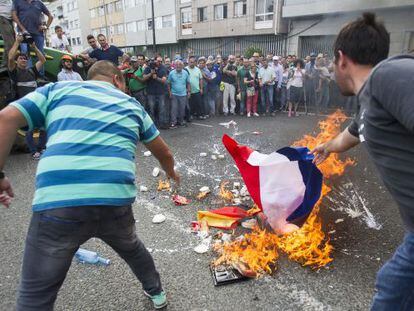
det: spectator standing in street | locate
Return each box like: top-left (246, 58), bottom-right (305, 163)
top-left (258, 59), bottom-right (276, 115)
top-left (288, 59), bottom-right (305, 117)
top-left (0, 60), bottom-right (179, 310)
top-left (244, 62), bottom-right (260, 118)
top-left (209, 60), bottom-right (221, 115)
top-left (126, 55), bottom-right (146, 107)
top-left (88, 34), bottom-right (126, 66)
top-left (304, 52), bottom-right (318, 113)
top-left (237, 58), bottom-right (250, 116)
top-left (271, 56), bottom-right (283, 111)
top-left (12, 0), bottom-right (53, 74)
top-left (186, 56), bottom-right (203, 120)
top-left (280, 63), bottom-right (290, 111)
top-left (0, 0), bottom-right (14, 67)
top-left (57, 54), bottom-right (82, 82)
top-left (168, 59), bottom-right (190, 129)
top-left (8, 34), bottom-right (46, 159)
top-left (315, 58), bottom-right (331, 113)
top-left (143, 56), bottom-right (169, 129)
top-left (199, 57), bottom-right (211, 118)
top-left (222, 55), bottom-right (237, 116)
top-left (50, 25), bottom-right (71, 53)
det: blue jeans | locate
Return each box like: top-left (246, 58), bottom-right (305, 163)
top-left (260, 85), bottom-right (274, 113)
top-left (280, 87), bottom-right (288, 111)
top-left (207, 85), bottom-right (219, 115)
top-left (17, 206), bottom-right (162, 310)
top-left (26, 130), bottom-right (47, 154)
top-left (170, 95), bottom-right (187, 124)
top-left (147, 94), bottom-right (167, 127)
top-left (20, 33), bottom-right (45, 76)
top-left (371, 232), bottom-right (414, 310)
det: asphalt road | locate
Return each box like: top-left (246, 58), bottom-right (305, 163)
top-left (0, 113), bottom-right (405, 311)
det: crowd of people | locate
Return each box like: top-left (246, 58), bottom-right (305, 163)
top-left (75, 32), bottom-right (345, 130)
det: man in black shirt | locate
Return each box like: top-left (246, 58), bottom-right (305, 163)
top-left (222, 55), bottom-right (237, 116)
top-left (8, 33), bottom-right (46, 159)
top-left (312, 13), bottom-right (414, 310)
top-left (143, 56), bottom-right (168, 129)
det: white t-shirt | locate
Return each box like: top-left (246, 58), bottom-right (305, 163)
top-left (0, 0), bottom-right (12, 19)
top-left (290, 68), bottom-right (306, 88)
top-left (51, 35), bottom-right (70, 51)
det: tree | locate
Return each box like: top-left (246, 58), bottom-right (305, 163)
top-left (244, 46), bottom-right (263, 59)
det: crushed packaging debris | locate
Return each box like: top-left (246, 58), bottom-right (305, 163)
top-left (152, 167), bottom-right (160, 177)
top-left (152, 214), bottom-right (166, 224)
top-left (143, 151), bottom-right (152, 157)
top-left (139, 185), bottom-right (148, 192)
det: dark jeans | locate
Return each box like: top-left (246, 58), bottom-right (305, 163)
top-left (17, 206), bottom-right (162, 311)
top-left (26, 130), bottom-right (47, 154)
top-left (147, 94), bottom-right (167, 127)
top-left (189, 92), bottom-right (203, 117)
top-left (260, 85), bottom-right (274, 113)
top-left (0, 17), bottom-right (15, 67)
top-left (371, 232), bottom-right (414, 310)
top-left (20, 33), bottom-right (45, 76)
top-left (131, 89), bottom-right (147, 107)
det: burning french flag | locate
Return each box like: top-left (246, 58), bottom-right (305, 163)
top-left (222, 135), bottom-right (323, 233)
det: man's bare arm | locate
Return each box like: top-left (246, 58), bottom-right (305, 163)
top-left (32, 43), bottom-right (46, 72)
top-left (311, 127), bottom-right (360, 165)
top-left (8, 37), bottom-right (22, 71)
top-left (144, 136), bottom-right (180, 184)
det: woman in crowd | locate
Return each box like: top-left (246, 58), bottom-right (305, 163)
top-left (288, 59), bottom-right (305, 117)
top-left (280, 64), bottom-right (290, 111)
top-left (244, 62), bottom-right (260, 117)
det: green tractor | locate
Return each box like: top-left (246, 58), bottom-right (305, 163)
top-left (0, 38), bottom-right (87, 152)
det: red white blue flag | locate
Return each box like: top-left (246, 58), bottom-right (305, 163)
top-left (222, 135), bottom-right (323, 232)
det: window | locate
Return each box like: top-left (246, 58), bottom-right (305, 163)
top-left (116, 24), bottom-right (124, 34)
top-left (72, 38), bottom-right (76, 45)
top-left (214, 4), bottom-right (227, 20)
top-left (198, 7), bottom-right (207, 22)
top-left (99, 27), bottom-right (107, 36)
top-left (106, 3), bottom-right (113, 14)
top-left (147, 18), bottom-right (153, 30)
top-left (90, 8), bottom-right (96, 18)
top-left (162, 14), bottom-right (174, 28)
top-left (181, 0), bottom-right (191, 3)
top-left (98, 6), bottom-right (105, 16)
top-left (155, 17), bottom-right (162, 29)
top-left (124, 0), bottom-right (136, 8)
top-left (234, 1), bottom-right (247, 17)
top-left (76, 37), bottom-right (81, 45)
top-left (181, 7), bottom-right (192, 35)
top-left (115, 1), bottom-right (123, 11)
top-left (137, 20), bottom-right (145, 31)
top-left (126, 21), bottom-right (137, 32)
top-left (255, 0), bottom-right (274, 22)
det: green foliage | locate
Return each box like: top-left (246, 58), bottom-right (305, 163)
top-left (244, 46), bottom-right (263, 59)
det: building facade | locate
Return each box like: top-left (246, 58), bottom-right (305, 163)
top-left (47, 0), bottom-right (91, 54)
top-left (176, 0), bottom-right (287, 57)
top-left (283, 0), bottom-right (414, 57)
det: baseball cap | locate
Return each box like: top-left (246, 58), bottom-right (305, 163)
top-left (130, 56), bottom-right (138, 62)
top-left (272, 56), bottom-right (279, 61)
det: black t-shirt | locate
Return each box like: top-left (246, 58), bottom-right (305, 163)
top-left (222, 64), bottom-right (237, 85)
top-left (9, 67), bottom-right (39, 99)
top-left (348, 54), bottom-right (414, 231)
top-left (89, 45), bottom-right (123, 65)
top-left (244, 71), bottom-right (260, 89)
top-left (144, 64), bottom-right (168, 95)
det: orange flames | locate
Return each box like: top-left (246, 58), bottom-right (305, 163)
top-left (214, 110), bottom-right (354, 275)
top-left (219, 181), bottom-right (235, 202)
top-left (157, 179), bottom-right (171, 191)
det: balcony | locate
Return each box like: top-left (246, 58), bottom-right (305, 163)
top-left (283, 0), bottom-right (414, 18)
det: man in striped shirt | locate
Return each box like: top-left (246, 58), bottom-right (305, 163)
top-left (0, 60), bottom-right (179, 310)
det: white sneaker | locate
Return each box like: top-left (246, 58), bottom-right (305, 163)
top-left (253, 113), bottom-right (259, 117)
top-left (247, 112), bottom-right (251, 118)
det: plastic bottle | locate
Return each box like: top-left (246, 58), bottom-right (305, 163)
top-left (75, 248), bottom-right (111, 266)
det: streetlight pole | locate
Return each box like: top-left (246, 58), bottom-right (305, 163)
top-left (151, 0), bottom-right (156, 55)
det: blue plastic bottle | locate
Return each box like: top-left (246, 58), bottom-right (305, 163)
top-left (75, 248), bottom-right (111, 266)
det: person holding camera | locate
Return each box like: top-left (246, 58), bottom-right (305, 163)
top-left (222, 55), bottom-right (238, 116)
top-left (0, 0), bottom-right (14, 68)
top-left (143, 56), bottom-right (169, 129)
top-left (12, 0), bottom-right (53, 75)
top-left (8, 33), bottom-right (46, 159)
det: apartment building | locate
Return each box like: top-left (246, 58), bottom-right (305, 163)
top-left (176, 0), bottom-right (287, 57)
top-left (47, 0), bottom-right (91, 54)
top-left (87, 0), bottom-right (177, 55)
top-left (283, 0), bottom-right (414, 57)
